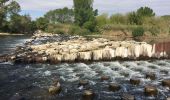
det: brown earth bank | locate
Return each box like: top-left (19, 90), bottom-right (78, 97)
top-left (0, 31), bottom-right (170, 64)
top-left (88, 30), bottom-right (170, 43)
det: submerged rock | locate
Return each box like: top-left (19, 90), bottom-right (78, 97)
top-left (144, 85), bottom-right (158, 96)
top-left (9, 93), bottom-right (25, 100)
top-left (79, 80), bottom-right (89, 86)
top-left (146, 73), bottom-right (156, 80)
top-left (122, 93), bottom-right (135, 100)
top-left (49, 86), bottom-right (61, 95)
top-left (48, 80), bottom-right (61, 95)
top-left (162, 79), bottom-right (170, 88)
top-left (130, 78), bottom-right (140, 85)
top-left (167, 97), bottom-right (170, 100)
top-left (82, 90), bottom-right (95, 100)
top-left (101, 76), bottom-right (109, 81)
top-left (109, 83), bottom-right (121, 92)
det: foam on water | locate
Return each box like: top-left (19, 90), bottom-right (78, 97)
top-left (0, 60), bottom-right (170, 99)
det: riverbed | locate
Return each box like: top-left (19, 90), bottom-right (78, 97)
top-left (0, 35), bottom-right (170, 100)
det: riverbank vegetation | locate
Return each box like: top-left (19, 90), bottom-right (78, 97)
top-left (0, 0), bottom-right (170, 38)
top-left (35, 0), bottom-right (170, 39)
top-left (0, 0), bottom-right (36, 34)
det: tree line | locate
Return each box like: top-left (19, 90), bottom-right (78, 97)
top-left (0, 0), bottom-right (169, 36)
top-left (0, 0), bottom-right (36, 34)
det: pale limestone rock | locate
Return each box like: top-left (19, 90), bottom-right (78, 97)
top-left (93, 50), bottom-right (103, 60)
top-left (102, 47), bottom-right (115, 59)
top-left (62, 53), bottom-right (78, 61)
top-left (78, 52), bottom-right (92, 60)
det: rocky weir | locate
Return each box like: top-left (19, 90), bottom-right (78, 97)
top-left (3, 32), bottom-right (170, 64)
top-left (0, 33), bottom-right (170, 100)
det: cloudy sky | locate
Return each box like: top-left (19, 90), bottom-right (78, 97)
top-left (16, 0), bottom-right (170, 20)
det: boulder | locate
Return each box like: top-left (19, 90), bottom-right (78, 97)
top-left (109, 83), bottom-right (121, 92)
top-left (92, 50), bottom-right (103, 60)
top-left (144, 86), bottom-right (158, 96)
top-left (101, 76), bottom-right (109, 81)
top-left (146, 73), bottom-right (156, 80)
top-left (122, 93), bottom-right (135, 100)
top-left (48, 80), bottom-right (61, 95)
top-left (48, 85), bottom-right (61, 95)
top-left (82, 90), bottom-right (95, 100)
top-left (167, 97), bottom-right (170, 100)
top-left (78, 52), bottom-right (92, 61)
top-left (162, 79), bottom-right (170, 88)
top-left (79, 80), bottom-right (88, 86)
top-left (130, 78), bottom-right (140, 85)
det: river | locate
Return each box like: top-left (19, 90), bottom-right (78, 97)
top-left (0, 35), bottom-right (169, 100)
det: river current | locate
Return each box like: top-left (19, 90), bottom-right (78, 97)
top-left (0, 35), bottom-right (169, 100)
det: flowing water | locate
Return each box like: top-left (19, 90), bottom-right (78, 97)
top-left (0, 35), bottom-right (170, 100)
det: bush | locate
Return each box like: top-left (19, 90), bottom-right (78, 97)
top-left (132, 27), bottom-right (144, 37)
top-left (68, 25), bottom-right (90, 35)
top-left (148, 26), bottom-right (160, 36)
top-left (45, 23), bottom-right (71, 34)
top-left (96, 14), bottom-right (110, 27)
top-left (110, 14), bottom-right (127, 24)
top-left (52, 29), bottom-right (65, 34)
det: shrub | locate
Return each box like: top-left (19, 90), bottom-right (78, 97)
top-left (132, 27), bottom-right (144, 37)
top-left (45, 23), bottom-right (71, 34)
top-left (52, 29), bottom-right (65, 34)
top-left (148, 26), bottom-right (160, 36)
top-left (68, 25), bottom-right (90, 35)
top-left (96, 14), bottom-right (109, 27)
top-left (110, 14), bottom-right (127, 24)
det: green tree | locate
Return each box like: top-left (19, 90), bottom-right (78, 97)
top-left (36, 17), bottom-right (49, 31)
top-left (9, 14), bottom-right (36, 34)
top-left (137, 7), bottom-right (155, 17)
top-left (96, 13), bottom-right (109, 27)
top-left (44, 7), bottom-right (74, 24)
top-left (0, 0), bottom-right (21, 31)
top-left (73, 0), bottom-right (97, 32)
top-left (110, 14), bottom-right (127, 24)
top-left (128, 12), bottom-right (142, 25)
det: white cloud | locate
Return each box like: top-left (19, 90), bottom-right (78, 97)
top-left (16, 0), bottom-right (73, 11)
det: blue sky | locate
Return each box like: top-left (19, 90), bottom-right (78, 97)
top-left (16, 0), bottom-right (170, 20)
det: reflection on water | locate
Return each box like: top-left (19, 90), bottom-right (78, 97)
top-left (0, 35), bottom-right (31, 55)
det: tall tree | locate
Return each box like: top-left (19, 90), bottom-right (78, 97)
top-left (128, 12), bottom-right (142, 25)
top-left (36, 17), bottom-right (49, 31)
top-left (137, 7), bottom-right (155, 17)
top-left (44, 7), bottom-right (74, 24)
top-left (73, 0), bottom-right (97, 31)
top-left (0, 0), bottom-right (20, 31)
top-left (9, 14), bottom-right (36, 34)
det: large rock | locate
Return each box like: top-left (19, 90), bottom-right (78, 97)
top-left (162, 79), bottom-right (170, 88)
top-left (82, 90), bottom-right (95, 100)
top-left (122, 93), bottom-right (135, 100)
top-left (146, 73), bottom-right (156, 80)
top-left (130, 78), bottom-right (140, 85)
top-left (167, 97), bottom-right (170, 100)
top-left (109, 83), bottom-right (121, 92)
top-left (101, 76), bottom-right (109, 81)
top-left (48, 80), bottom-right (61, 95)
top-left (144, 86), bottom-right (158, 96)
top-left (79, 80), bottom-right (89, 86)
